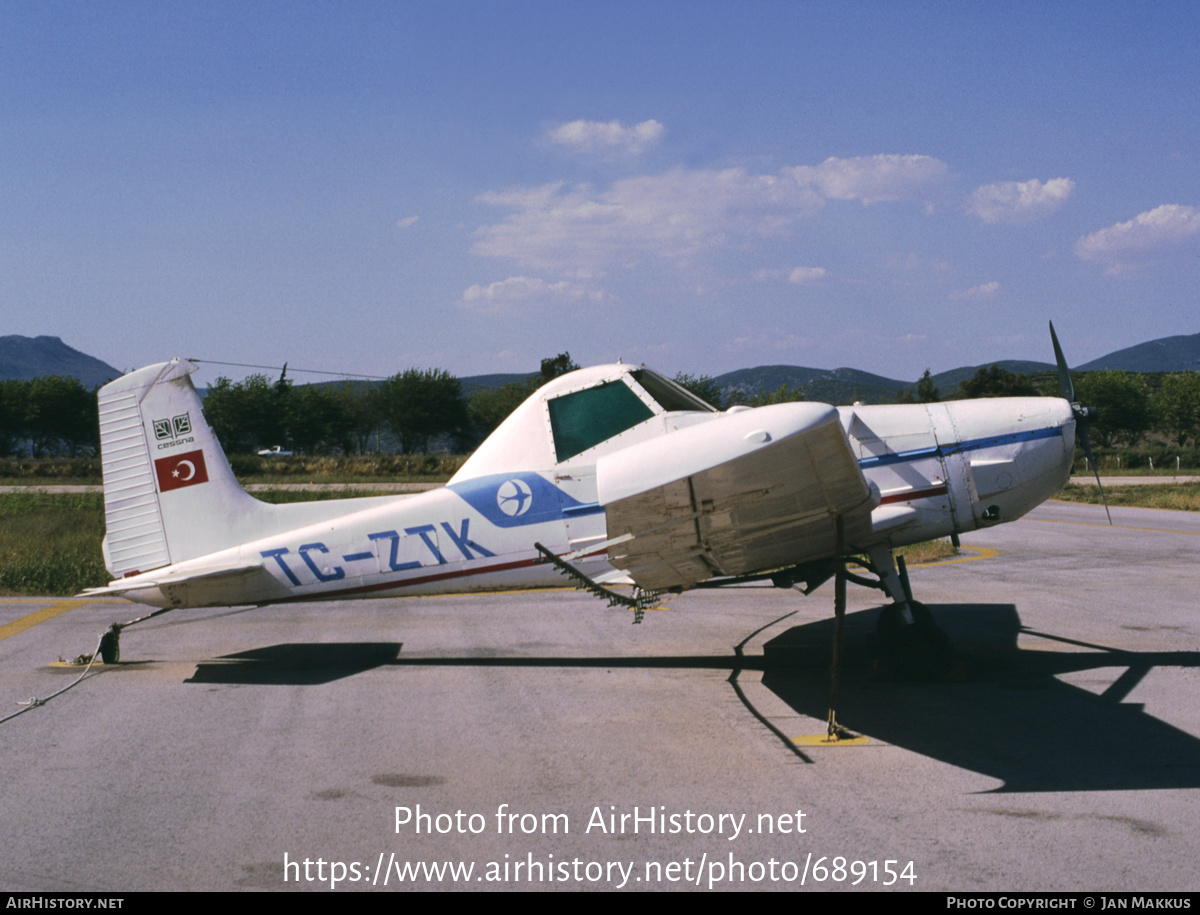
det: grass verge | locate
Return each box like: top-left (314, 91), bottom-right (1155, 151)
top-left (1054, 481), bottom-right (1200, 512)
top-left (0, 489), bottom-right (399, 596)
top-left (0, 492), bottom-right (108, 595)
top-left (894, 539), bottom-right (960, 564)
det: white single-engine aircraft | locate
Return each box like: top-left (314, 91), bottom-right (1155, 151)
top-left (85, 326), bottom-right (1099, 675)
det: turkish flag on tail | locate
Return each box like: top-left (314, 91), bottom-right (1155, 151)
top-left (154, 450), bottom-right (210, 492)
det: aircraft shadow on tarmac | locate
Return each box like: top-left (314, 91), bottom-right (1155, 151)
top-left (180, 605), bottom-right (1200, 793)
top-left (761, 603), bottom-right (1200, 793)
top-left (186, 642), bottom-right (404, 686)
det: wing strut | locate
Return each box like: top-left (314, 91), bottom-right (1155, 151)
top-left (794, 514), bottom-right (868, 747)
top-left (825, 515), bottom-right (859, 742)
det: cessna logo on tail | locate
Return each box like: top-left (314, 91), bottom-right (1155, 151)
top-left (154, 449), bottom-right (209, 492)
top-left (153, 413), bottom-right (193, 441)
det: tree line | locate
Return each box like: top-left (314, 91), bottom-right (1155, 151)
top-left (0, 355), bottom-right (585, 458)
top-left (3, 359), bottom-right (1200, 459)
top-left (202, 353), bottom-right (585, 456)
top-left (0, 376), bottom-right (99, 457)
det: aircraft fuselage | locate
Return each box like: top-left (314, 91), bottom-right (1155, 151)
top-left (109, 394), bottom-right (1074, 610)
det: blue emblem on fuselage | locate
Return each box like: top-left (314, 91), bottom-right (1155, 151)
top-left (447, 472), bottom-right (596, 528)
top-left (496, 478), bottom-right (533, 517)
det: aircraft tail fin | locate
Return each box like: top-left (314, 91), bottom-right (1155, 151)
top-left (97, 359), bottom-right (270, 578)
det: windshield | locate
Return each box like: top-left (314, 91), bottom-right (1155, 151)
top-left (547, 380), bottom-right (655, 462)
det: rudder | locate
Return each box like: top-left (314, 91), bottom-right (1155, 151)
top-left (98, 359), bottom-right (268, 577)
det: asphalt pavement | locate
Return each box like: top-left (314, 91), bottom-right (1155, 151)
top-left (1, 499), bottom-right (1197, 892)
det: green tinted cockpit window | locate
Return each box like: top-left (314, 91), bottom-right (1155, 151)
top-left (548, 381), bottom-right (655, 462)
top-left (630, 369), bottom-right (718, 412)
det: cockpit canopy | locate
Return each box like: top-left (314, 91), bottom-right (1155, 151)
top-left (451, 365), bottom-right (718, 482)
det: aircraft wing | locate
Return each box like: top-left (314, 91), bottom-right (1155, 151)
top-left (596, 403), bottom-right (876, 591)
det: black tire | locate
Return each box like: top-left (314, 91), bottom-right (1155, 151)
top-left (98, 628), bottom-right (120, 665)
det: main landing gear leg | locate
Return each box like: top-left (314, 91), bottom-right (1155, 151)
top-left (865, 545), bottom-right (953, 680)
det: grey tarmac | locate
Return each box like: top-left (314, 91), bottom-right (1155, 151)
top-left (1, 499), bottom-right (1197, 892)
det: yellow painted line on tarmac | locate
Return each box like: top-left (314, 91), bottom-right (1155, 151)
top-left (1, 597), bottom-right (123, 603)
top-left (906, 545), bottom-right (999, 568)
top-left (0, 599), bottom-right (87, 643)
top-left (793, 733), bottom-right (873, 747)
top-left (48, 658), bottom-right (109, 668)
top-left (1033, 517), bottom-right (1200, 536)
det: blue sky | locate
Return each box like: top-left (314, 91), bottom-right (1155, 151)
top-left (3, 1), bottom-right (1198, 387)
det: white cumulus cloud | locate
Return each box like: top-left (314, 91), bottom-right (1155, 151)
top-left (950, 281), bottom-right (1001, 301)
top-left (472, 155), bottom-right (950, 279)
top-left (474, 168), bottom-right (826, 273)
top-left (788, 266), bottom-right (827, 284)
top-left (545, 119), bottom-right (664, 156)
top-left (1075, 204), bottom-right (1200, 274)
top-left (461, 275), bottom-right (604, 311)
top-left (967, 178), bottom-right (1074, 224)
top-left (723, 330), bottom-right (816, 355)
top-left (785, 154), bottom-right (950, 205)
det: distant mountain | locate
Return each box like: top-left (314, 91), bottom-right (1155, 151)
top-left (8, 329), bottom-right (1200, 403)
top-left (0, 335), bottom-right (120, 388)
top-left (713, 365), bottom-right (912, 405)
top-left (1076, 333), bottom-right (1200, 372)
top-left (929, 360), bottom-right (1056, 393)
top-left (715, 337), bottom-right (1200, 405)
top-left (459, 372), bottom-right (535, 395)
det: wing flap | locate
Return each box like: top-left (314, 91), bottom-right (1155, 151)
top-left (597, 403), bottom-right (875, 591)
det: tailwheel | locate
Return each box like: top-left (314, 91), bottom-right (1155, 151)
top-left (875, 600), bottom-right (953, 680)
top-left (98, 624), bottom-right (121, 664)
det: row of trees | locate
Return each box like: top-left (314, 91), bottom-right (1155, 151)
top-left (4, 358), bottom-right (1199, 458)
top-left (203, 353), bottom-right (584, 456)
top-left (0, 376), bottom-right (99, 457)
top-left (0, 354), bottom-right (586, 459)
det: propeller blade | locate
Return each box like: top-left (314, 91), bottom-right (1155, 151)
top-left (1049, 320), bottom-right (1074, 403)
top-left (1050, 321), bottom-right (1111, 525)
top-left (1077, 421), bottom-right (1113, 525)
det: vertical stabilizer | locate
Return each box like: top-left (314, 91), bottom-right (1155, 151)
top-left (98, 359), bottom-right (269, 577)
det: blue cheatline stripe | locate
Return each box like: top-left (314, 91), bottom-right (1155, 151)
top-left (561, 502), bottom-right (604, 516)
top-left (858, 445), bottom-right (939, 467)
top-left (857, 424), bottom-right (1063, 469)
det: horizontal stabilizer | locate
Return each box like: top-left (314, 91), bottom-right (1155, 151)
top-left (80, 559), bottom-right (273, 608)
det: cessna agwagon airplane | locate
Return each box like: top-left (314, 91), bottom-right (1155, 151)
top-left (85, 326), bottom-right (1098, 672)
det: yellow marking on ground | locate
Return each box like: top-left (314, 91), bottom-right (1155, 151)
top-left (1033, 517), bottom-right (1200, 536)
top-left (49, 659), bottom-right (107, 669)
top-left (907, 545), bottom-right (998, 568)
top-left (793, 734), bottom-right (872, 747)
top-left (0, 597), bottom-right (123, 603)
top-left (0, 600), bottom-right (87, 643)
